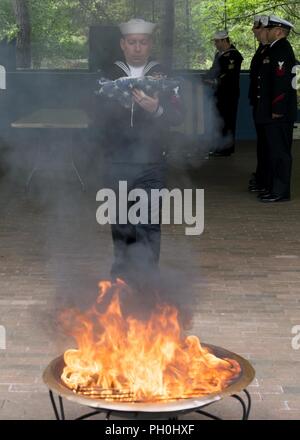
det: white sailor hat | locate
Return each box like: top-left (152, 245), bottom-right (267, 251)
top-left (264, 15), bottom-right (294, 30)
top-left (253, 15), bottom-right (268, 28)
top-left (213, 30), bottom-right (229, 40)
top-left (253, 15), bottom-right (261, 24)
top-left (119, 18), bottom-right (157, 36)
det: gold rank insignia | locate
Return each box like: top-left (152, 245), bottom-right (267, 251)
top-left (263, 57), bottom-right (270, 64)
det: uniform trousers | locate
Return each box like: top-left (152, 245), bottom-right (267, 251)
top-left (103, 162), bottom-right (166, 283)
top-left (216, 98), bottom-right (239, 154)
top-left (254, 119), bottom-right (269, 190)
top-left (263, 122), bottom-right (294, 197)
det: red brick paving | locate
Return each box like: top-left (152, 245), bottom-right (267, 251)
top-left (0, 140), bottom-right (299, 420)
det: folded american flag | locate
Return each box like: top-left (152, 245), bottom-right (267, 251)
top-left (95, 76), bottom-right (181, 109)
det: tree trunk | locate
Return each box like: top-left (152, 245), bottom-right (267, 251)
top-left (185, 0), bottom-right (191, 69)
top-left (13, 0), bottom-right (31, 68)
top-left (161, 0), bottom-right (175, 71)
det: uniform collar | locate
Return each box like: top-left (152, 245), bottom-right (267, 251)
top-left (114, 59), bottom-right (160, 77)
top-left (221, 45), bottom-right (236, 55)
top-left (270, 37), bottom-right (286, 47)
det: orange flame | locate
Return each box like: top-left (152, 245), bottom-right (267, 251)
top-left (60, 279), bottom-right (241, 401)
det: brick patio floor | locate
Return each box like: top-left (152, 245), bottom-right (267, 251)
top-left (0, 139), bottom-right (300, 420)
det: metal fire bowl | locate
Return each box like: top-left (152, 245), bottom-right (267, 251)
top-left (43, 344), bottom-right (255, 418)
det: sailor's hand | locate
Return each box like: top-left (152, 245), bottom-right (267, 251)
top-left (132, 89), bottom-right (159, 113)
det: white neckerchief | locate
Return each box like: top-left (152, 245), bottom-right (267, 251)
top-left (127, 65), bottom-right (145, 126)
top-left (128, 64), bottom-right (146, 78)
top-left (114, 60), bottom-right (160, 77)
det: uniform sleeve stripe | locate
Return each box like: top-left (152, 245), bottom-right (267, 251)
top-left (272, 93), bottom-right (285, 105)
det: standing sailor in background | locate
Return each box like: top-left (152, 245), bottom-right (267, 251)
top-left (255, 16), bottom-right (297, 203)
top-left (204, 30), bottom-right (244, 157)
top-left (248, 15), bottom-right (270, 193)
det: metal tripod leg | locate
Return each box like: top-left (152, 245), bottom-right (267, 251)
top-left (71, 141), bottom-right (85, 192)
top-left (26, 144), bottom-right (41, 191)
top-left (49, 390), bottom-right (65, 420)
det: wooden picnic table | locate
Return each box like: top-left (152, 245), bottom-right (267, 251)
top-left (11, 108), bottom-right (90, 190)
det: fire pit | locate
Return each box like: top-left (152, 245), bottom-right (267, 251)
top-left (43, 279), bottom-right (255, 420)
top-left (43, 344), bottom-right (254, 420)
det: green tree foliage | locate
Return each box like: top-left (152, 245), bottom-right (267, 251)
top-left (0, 0), bottom-right (17, 40)
top-left (0, 0), bottom-right (299, 69)
top-left (189, 0), bottom-right (300, 69)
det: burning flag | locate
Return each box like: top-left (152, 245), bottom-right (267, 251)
top-left (60, 279), bottom-right (241, 402)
